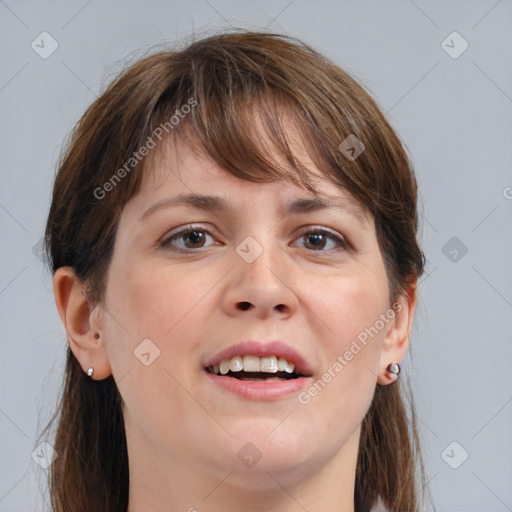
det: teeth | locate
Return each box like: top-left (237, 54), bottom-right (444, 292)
top-left (277, 358), bottom-right (288, 371)
top-left (209, 355), bottom-right (299, 375)
top-left (284, 362), bottom-right (295, 374)
top-left (260, 356), bottom-right (278, 373)
top-left (242, 355), bottom-right (260, 372)
top-left (239, 377), bottom-right (285, 382)
top-left (229, 356), bottom-right (243, 372)
top-left (219, 360), bottom-right (230, 375)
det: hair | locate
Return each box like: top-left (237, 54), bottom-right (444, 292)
top-left (42, 30), bottom-right (426, 512)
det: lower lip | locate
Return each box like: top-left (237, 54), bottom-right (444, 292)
top-left (205, 371), bottom-right (311, 400)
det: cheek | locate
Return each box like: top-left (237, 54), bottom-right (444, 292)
top-left (102, 258), bottom-right (225, 388)
top-left (312, 263), bottom-right (390, 358)
top-left (105, 257), bottom-right (207, 341)
top-left (101, 262), bottom-right (219, 458)
top-left (300, 263), bottom-right (390, 419)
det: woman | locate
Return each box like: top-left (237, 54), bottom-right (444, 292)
top-left (43, 30), bottom-right (427, 512)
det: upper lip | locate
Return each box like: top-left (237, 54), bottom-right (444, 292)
top-left (203, 340), bottom-right (314, 376)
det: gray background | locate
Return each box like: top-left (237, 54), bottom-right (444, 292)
top-left (1, 1), bottom-right (511, 511)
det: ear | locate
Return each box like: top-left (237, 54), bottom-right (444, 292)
top-left (377, 279), bottom-right (417, 385)
top-left (53, 267), bottom-right (112, 380)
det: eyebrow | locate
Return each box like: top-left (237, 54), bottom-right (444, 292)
top-left (139, 193), bottom-right (368, 225)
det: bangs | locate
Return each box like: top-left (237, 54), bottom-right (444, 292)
top-left (145, 90), bottom-right (331, 197)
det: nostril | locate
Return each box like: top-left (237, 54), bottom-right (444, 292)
top-left (238, 302), bottom-right (252, 311)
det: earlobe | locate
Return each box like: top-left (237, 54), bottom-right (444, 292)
top-left (377, 281), bottom-right (417, 385)
top-left (53, 267), bottom-right (112, 380)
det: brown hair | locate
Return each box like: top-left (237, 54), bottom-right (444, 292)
top-left (42, 30), bottom-right (426, 512)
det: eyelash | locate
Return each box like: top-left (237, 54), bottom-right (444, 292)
top-left (159, 224), bottom-right (348, 253)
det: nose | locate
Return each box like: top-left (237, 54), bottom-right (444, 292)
top-left (220, 241), bottom-right (299, 320)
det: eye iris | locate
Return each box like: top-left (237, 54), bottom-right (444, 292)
top-left (185, 230), bottom-right (205, 248)
top-left (305, 233), bottom-right (326, 250)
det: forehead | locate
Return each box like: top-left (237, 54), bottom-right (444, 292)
top-left (144, 100), bottom-right (317, 185)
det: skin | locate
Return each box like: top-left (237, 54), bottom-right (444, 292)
top-left (53, 125), bottom-right (416, 512)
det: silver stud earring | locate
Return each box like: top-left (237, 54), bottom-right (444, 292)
top-left (86, 367), bottom-right (94, 377)
top-left (386, 363), bottom-right (400, 382)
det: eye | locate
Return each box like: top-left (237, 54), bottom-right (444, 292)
top-left (159, 225), bottom-right (217, 251)
top-left (159, 225), bottom-right (347, 253)
top-left (292, 227), bottom-right (347, 252)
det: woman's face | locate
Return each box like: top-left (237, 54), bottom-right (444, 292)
top-left (95, 129), bottom-right (409, 487)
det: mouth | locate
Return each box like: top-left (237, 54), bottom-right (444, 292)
top-left (205, 355), bottom-right (307, 381)
top-left (203, 341), bottom-right (314, 400)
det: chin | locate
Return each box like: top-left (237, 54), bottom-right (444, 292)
top-left (224, 425), bottom-right (319, 474)
top-left (221, 440), bottom-right (330, 495)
